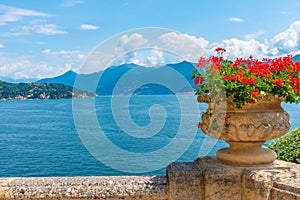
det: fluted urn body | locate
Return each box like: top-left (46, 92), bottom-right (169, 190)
top-left (198, 94), bottom-right (290, 166)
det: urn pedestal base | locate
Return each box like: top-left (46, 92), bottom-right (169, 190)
top-left (216, 141), bottom-right (277, 166)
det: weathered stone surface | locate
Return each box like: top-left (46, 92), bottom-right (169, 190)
top-left (1, 157), bottom-right (299, 199)
top-left (0, 176), bottom-right (167, 200)
top-left (242, 161), bottom-right (300, 200)
top-left (167, 157), bottom-right (300, 200)
top-left (167, 162), bottom-right (202, 200)
top-left (195, 157), bottom-right (244, 200)
top-left (271, 179), bottom-right (300, 199)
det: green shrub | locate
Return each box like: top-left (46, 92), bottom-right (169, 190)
top-left (268, 128), bottom-right (300, 164)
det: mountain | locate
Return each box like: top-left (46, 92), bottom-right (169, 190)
top-left (166, 61), bottom-right (196, 88)
top-left (0, 80), bottom-right (95, 100)
top-left (37, 61), bottom-right (197, 95)
top-left (95, 63), bottom-right (142, 95)
top-left (37, 70), bottom-right (77, 86)
top-left (293, 54), bottom-right (300, 63)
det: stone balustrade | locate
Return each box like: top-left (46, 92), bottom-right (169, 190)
top-left (0, 176), bottom-right (167, 199)
top-left (0, 157), bottom-right (299, 200)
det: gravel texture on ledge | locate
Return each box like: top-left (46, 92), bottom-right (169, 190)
top-left (0, 176), bottom-right (167, 200)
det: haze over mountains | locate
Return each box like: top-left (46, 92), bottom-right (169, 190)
top-left (0, 77), bottom-right (38, 84)
top-left (37, 61), bottom-right (197, 95)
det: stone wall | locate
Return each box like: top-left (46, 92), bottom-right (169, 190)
top-left (0, 176), bottom-right (167, 199)
top-left (167, 157), bottom-right (300, 200)
top-left (0, 157), bottom-right (299, 200)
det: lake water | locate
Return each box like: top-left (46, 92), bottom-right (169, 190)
top-left (0, 95), bottom-right (299, 177)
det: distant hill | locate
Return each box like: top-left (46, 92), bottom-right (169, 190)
top-left (293, 54), bottom-right (300, 63)
top-left (37, 70), bottom-right (77, 86)
top-left (0, 80), bottom-right (95, 100)
top-left (37, 61), bottom-right (197, 95)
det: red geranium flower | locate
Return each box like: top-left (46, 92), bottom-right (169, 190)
top-left (224, 115), bottom-right (231, 120)
top-left (194, 76), bottom-right (204, 85)
top-left (197, 122), bottom-right (201, 128)
top-left (215, 47), bottom-right (226, 52)
top-left (273, 78), bottom-right (284, 87)
top-left (197, 57), bottom-right (209, 68)
top-left (250, 89), bottom-right (259, 99)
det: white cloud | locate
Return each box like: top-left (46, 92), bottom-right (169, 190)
top-left (113, 32), bottom-right (208, 66)
top-left (115, 46), bottom-right (168, 67)
top-left (0, 58), bottom-right (70, 79)
top-left (60, 0), bottom-right (84, 7)
top-left (42, 49), bottom-right (51, 54)
top-left (0, 43), bottom-right (5, 48)
top-left (80, 51), bottom-right (115, 74)
top-left (41, 49), bottom-right (85, 74)
top-left (146, 47), bottom-right (165, 66)
top-left (80, 24), bottom-right (100, 30)
top-left (83, 31), bottom-right (209, 72)
top-left (271, 21), bottom-right (300, 54)
top-left (217, 38), bottom-right (271, 59)
top-left (1, 23), bottom-right (67, 36)
top-left (81, 32), bottom-right (190, 73)
top-left (35, 24), bottom-right (67, 35)
top-left (42, 49), bottom-right (86, 60)
top-left (117, 33), bottom-right (148, 52)
top-left (112, 33), bottom-right (152, 66)
top-left (245, 30), bottom-right (265, 40)
top-left (159, 32), bottom-right (208, 62)
top-left (211, 21), bottom-right (300, 59)
top-left (228, 17), bottom-right (245, 23)
top-left (0, 4), bottom-right (53, 25)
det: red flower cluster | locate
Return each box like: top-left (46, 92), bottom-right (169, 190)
top-left (241, 77), bottom-right (256, 85)
top-left (215, 47), bottom-right (226, 53)
top-left (194, 76), bottom-right (204, 85)
top-left (224, 114), bottom-right (231, 120)
top-left (250, 89), bottom-right (259, 99)
top-left (273, 78), bottom-right (284, 87)
top-left (291, 78), bottom-right (300, 92)
top-left (196, 122), bottom-right (201, 128)
top-left (210, 56), bottom-right (223, 73)
top-left (215, 47), bottom-right (226, 58)
top-left (267, 55), bottom-right (294, 71)
top-left (192, 47), bottom-right (300, 107)
top-left (223, 72), bottom-right (256, 85)
top-left (249, 64), bottom-right (273, 78)
top-left (196, 57), bottom-right (209, 68)
top-left (293, 62), bottom-right (300, 72)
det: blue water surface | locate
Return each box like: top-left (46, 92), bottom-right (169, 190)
top-left (0, 95), bottom-right (299, 177)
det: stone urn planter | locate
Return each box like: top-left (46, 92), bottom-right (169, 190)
top-left (198, 94), bottom-right (291, 166)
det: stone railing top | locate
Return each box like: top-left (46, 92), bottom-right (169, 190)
top-left (1, 157), bottom-right (300, 200)
top-left (168, 157), bottom-right (300, 200)
top-left (0, 176), bottom-right (167, 200)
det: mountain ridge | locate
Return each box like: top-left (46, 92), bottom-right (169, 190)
top-left (36, 61), bottom-right (197, 95)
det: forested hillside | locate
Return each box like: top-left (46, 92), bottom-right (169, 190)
top-left (0, 80), bottom-right (95, 100)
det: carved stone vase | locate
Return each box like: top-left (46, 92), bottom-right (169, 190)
top-left (198, 94), bottom-right (290, 166)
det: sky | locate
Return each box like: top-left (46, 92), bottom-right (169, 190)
top-left (0, 0), bottom-right (300, 80)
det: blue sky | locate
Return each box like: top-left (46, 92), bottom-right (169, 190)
top-left (0, 0), bottom-right (300, 80)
